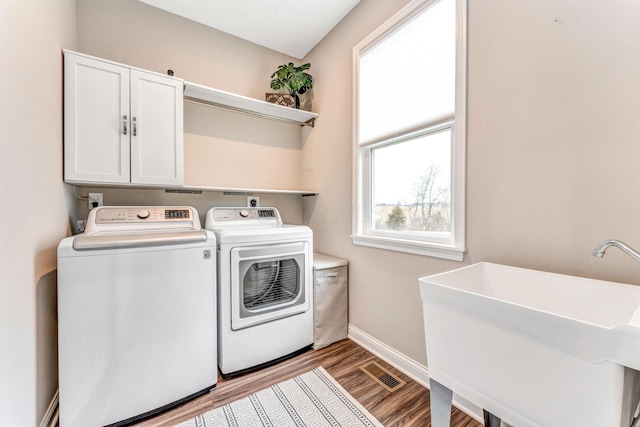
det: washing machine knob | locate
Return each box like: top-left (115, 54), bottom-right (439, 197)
top-left (137, 209), bottom-right (150, 219)
top-left (239, 209), bottom-right (249, 218)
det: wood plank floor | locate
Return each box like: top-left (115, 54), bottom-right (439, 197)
top-left (134, 339), bottom-right (482, 427)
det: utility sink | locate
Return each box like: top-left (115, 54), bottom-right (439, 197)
top-left (419, 262), bottom-right (640, 427)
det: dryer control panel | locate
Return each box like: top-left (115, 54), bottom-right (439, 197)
top-left (206, 207), bottom-right (283, 229)
top-left (212, 208), bottom-right (278, 221)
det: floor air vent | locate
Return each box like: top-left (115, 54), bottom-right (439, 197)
top-left (360, 362), bottom-right (406, 392)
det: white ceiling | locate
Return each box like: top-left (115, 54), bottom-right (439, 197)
top-left (138, 0), bottom-right (362, 59)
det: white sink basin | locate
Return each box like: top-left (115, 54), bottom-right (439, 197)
top-left (419, 262), bottom-right (640, 427)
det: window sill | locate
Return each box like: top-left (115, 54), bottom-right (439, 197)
top-left (351, 234), bottom-right (466, 261)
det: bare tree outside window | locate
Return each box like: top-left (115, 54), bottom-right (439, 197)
top-left (410, 163), bottom-right (439, 230)
top-left (370, 128), bottom-right (452, 234)
top-left (409, 164), bottom-right (450, 232)
top-left (374, 162), bottom-right (450, 233)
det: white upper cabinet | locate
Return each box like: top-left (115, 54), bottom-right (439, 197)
top-left (129, 69), bottom-right (184, 185)
top-left (64, 51), bottom-right (184, 186)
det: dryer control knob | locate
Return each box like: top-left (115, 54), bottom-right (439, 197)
top-left (137, 209), bottom-right (150, 219)
top-left (239, 209), bottom-right (249, 218)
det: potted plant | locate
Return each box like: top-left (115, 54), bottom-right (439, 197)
top-left (266, 62), bottom-right (313, 110)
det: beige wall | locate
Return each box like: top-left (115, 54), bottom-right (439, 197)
top-left (303, 0), bottom-right (640, 366)
top-left (0, 0), bottom-right (76, 424)
top-left (183, 102), bottom-right (305, 191)
top-left (77, 0), bottom-right (290, 97)
top-left (466, 0), bottom-right (640, 281)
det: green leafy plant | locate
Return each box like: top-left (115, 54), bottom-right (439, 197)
top-left (270, 62), bottom-right (313, 108)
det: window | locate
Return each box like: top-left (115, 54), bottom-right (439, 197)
top-left (353, 0), bottom-right (467, 261)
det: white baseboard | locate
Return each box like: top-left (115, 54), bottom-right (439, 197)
top-left (348, 324), bottom-right (483, 423)
top-left (39, 389), bottom-right (59, 427)
top-left (348, 324), bottom-right (431, 388)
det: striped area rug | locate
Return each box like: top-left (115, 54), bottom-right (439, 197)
top-left (174, 367), bottom-right (383, 427)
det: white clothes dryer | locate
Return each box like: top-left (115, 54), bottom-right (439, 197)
top-left (57, 206), bottom-right (217, 427)
top-left (205, 207), bottom-right (313, 377)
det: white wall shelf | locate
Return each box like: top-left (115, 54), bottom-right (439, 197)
top-left (70, 182), bottom-right (318, 196)
top-left (167, 184), bottom-right (318, 196)
top-left (183, 81), bottom-right (318, 127)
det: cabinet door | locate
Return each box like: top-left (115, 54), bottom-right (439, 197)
top-left (129, 70), bottom-right (184, 186)
top-left (64, 53), bottom-right (131, 184)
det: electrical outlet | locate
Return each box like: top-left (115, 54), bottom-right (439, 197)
top-left (247, 196), bottom-right (259, 208)
top-left (88, 192), bottom-right (103, 209)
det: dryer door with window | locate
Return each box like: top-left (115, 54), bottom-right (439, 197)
top-left (230, 242), bottom-right (309, 330)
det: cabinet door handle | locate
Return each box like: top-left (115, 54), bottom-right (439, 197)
top-left (325, 272), bottom-right (338, 278)
top-left (132, 117), bottom-right (137, 136)
top-left (123, 115), bottom-right (128, 135)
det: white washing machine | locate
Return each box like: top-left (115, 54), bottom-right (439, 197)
top-left (57, 206), bottom-right (217, 427)
top-left (205, 207), bottom-right (313, 377)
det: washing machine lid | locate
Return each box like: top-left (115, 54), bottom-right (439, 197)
top-left (58, 206), bottom-right (213, 254)
top-left (72, 230), bottom-right (209, 250)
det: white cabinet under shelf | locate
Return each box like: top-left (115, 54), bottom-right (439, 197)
top-left (64, 50), bottom-right (184, 186)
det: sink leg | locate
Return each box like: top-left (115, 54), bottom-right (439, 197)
top-left (430, 379), bottom-right (453, 427)
top-left (483, 409), bottom-right (502, 427)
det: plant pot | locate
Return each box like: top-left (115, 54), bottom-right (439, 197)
top-left (265, 93), bottom-right (296, 108)
top-left (298, 89), bottom-right (313, 112)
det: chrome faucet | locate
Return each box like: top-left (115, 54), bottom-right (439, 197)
top-left (592, 240), bottom-right (640, 263)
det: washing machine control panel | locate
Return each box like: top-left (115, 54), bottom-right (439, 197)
top-left (95, 207), bottom-right (192, 224)
top-left (83, 206), bottom-right (203, 235)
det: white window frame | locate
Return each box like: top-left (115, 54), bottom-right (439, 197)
top-left (352, 0), bottom-right (467, 261)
